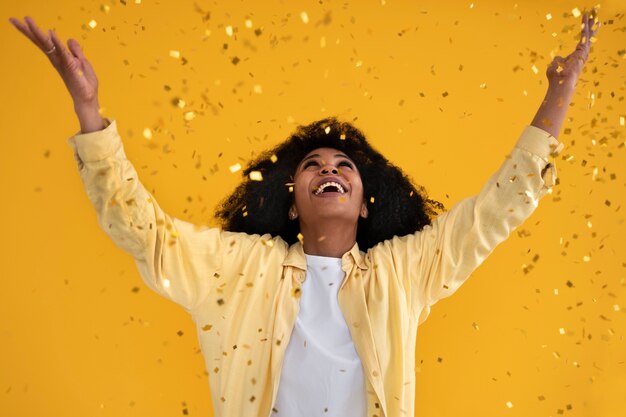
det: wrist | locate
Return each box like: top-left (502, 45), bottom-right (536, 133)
top-left (74, 100), bottom-right (105, 133)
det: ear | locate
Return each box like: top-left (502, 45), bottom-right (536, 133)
top-left (289, 205), bottom-right (298, 220)
top-left (360, 202), bottom-right (368, 219)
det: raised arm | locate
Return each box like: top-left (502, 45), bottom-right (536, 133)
top-left (530, 10), bottom-right (600, 139)
top-left (386, 11), bottom-right (600, 325)
top-left (9, 17), bottom-right (249, 312)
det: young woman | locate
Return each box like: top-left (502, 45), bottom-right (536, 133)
top-left (10, 11), bottom-right (599, 417)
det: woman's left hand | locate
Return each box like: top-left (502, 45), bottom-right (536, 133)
top-left (546, 9), bottom-right (600, 89)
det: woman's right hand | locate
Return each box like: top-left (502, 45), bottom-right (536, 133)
top-left (9, 16), bottom-right (99, 108)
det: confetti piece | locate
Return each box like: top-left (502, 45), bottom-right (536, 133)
top-left (370, 196), bottom-right (375, 203)
top-left (320, 36), bottom-right (326, 48)
top-left (300, 11), bottom-right (309, 24)
top-left (245, 19), bottom-right (253, 28)
top-left (101, 4), bottom-right (110, 13)
top-left (253, 84), bottom-right (263, 94)
top-left (184, 111), bottom-right (196, 121)
top-left (572, 7), bottom-right (581, 18)
top-left (356, 60), bottom-right (363, 67)
top-left (163, 278), bottom-right (171, 288)
top-left (506, 401), bottom-right (513, 408)
top-left (270, 154), bottom-right (278, 163)
top-left (472, 322), bottom-right (480, 330)
top-left (340, 133), bottom-right (346, 140)
top-left (546, 13), bottom-right (552, 20)
top-left (297, 233), bottom-right (304, 244)
top-left (143, 128), bottom-right (153, 139)
top-left (229, 163), bottom-right (242, 173)
top-left (469, 3), bottom-right (475, 9)
top-left (88, 19), bottom-right (97, 29)
top-left (201, 324), bottom-right (212, 331)
top-left (620, 116), bottom-right (624, 126)
top-left (324, 126), bottom-right (331, 134)
top-left (169, 50), bottom-right (181, 59)
top-left (225, 25), bottom-right (234, 36)
top-left (531, 64), bottom-right (539, 74)
top-left (559, 328), bottom-right (565, 334)
top-left (249, 171), bottom-right (263, 181)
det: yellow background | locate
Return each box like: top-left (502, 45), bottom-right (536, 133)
top-left (1, 0), bottom-right (624, 416)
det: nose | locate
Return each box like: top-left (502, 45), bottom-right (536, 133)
top-left (320, 166), bottom-right (339, 175)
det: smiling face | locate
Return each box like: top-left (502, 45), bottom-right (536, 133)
top-left (290, 147), bottom-right (368, 227)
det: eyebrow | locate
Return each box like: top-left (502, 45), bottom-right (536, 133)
top-left (300, 153), bottom-right (352, 164)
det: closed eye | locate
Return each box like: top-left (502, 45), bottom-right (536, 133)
top-left (303, 160), bottom-right (319, 169)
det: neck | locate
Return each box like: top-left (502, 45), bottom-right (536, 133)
top-left (299, 218), bottom-right (357, 258)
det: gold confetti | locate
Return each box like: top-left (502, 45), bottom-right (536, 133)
top-left (472, 322), bottom-right (480, 330)
top-left (297, 233), bottom-right (304, 244)
top-left (531, 64), bottom-right (539, 74)
top-left (229, 163), bottom-right (242, 173)
top-left (249, 171), bottom-right (263, 181)
top-left (340, 133), bottom-right (346, 140)
top-left (270, 154), bottom-right (278, 163)
top-left (163, 278), bottom-right (171, 288)
top-left (88, 19), bottom-right (97, 29)
top-left (620, 116), bottom-right (624, 126)
top-left (300, 11), bottom-right (309, 24)
top-left (370, 196), bottom-right (375, 203)
top-left (572, 7), bottom-right (581, 18)
top-left (546, 13), bottom-right (552, 20)
top-left (225, 25), bottom-right (234, 36)
top-left (169, 50), bottom-right (181, 59)
top-left (245, 19), bottom-right (253, 28)
top-left (506, 401), bottom-right (513, 408)
top-left (559, 327), bottom-right (565, 334)
top-left (320, 36), bottom-right (326, 48)
top-left (143, 128), bottom-right (153, 139)
top-left (184, 111), bottom-right (196, 121)
top-left (201, 324), bottom-right (213, 331)
top-left (356, 60), bottom-right (363, 67)
top-left (253, 84), bottom-right (263, 94)
top-left (100, 4), bottom-right (110, 13)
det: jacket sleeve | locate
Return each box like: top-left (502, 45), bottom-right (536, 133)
top-left (389, 125), bottom-right (564, 326)
top-left (67, 119), bottom-right (242, 312)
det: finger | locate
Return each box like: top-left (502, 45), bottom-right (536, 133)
top-left (24, 16), bottom-right (54, 52)
top-left (49, 29), bottom-right (75, 67)
top-left (9, 17), bottom-right (41, 47)
top-left (67, 38), bottom-right (95, 78)
top-left (67, 38), bottom-right (86, 60)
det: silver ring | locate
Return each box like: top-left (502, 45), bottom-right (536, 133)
top-left (45, 45), bottom-right (56, 54)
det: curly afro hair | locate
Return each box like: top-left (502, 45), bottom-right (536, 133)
top-left (215, 117), bottom-right (444, 251)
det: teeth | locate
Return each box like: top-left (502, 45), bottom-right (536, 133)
top-left (314, 181), bottom-right (345, 195)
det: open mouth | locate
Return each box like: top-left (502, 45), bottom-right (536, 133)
top-left (313, 181), bottom-right (346, 195)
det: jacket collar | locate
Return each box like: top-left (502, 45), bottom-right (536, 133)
top-left (282, 240), bottom-right (368, 271)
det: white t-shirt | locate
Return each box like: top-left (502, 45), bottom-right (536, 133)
top-left (272, 254), bottom-right (367, 417)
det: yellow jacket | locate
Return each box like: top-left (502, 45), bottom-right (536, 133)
top-left (67, 120), bottom-right (562, 417)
